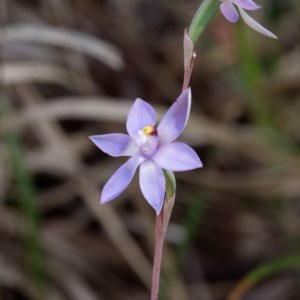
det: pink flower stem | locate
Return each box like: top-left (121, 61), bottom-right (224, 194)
top-left (151, 211), bottom-right (164, 300)
top-left (182, 29), bottom-right (196, 92)
top-left (150, 194), bottom-right (175, 300)
top-left (182, 66), bottom-right (193, 91)
top-left (150, 31), bottom-right (197, 300)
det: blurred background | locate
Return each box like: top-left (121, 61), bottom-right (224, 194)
top-left (1, 0), bottom-right (300, 299)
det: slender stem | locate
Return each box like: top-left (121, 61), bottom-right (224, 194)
top-left (150, 191), bottom-right (175, 300)
top-left (151, 212), bottom-right (164, 300)
top-left (183, 29), bottom-right (196, 91)
top-left (150, 2), bottom-right (221, 297)
top-left (182, 57), bottom-right (195, 91)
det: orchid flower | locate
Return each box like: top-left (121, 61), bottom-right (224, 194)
top-left (89, 88), bottom-right (202, 215)
top-left (220, 0), bottom-right (277, 39)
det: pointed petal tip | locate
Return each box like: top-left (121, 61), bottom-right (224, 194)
top-left (89, 135), bottom-right (98, 146)
top-left (100, 186), bottom-right (118, 204)
top-left (234, 0), bottom-right (261, 11)
top-left (89, 135), bottom-right (101, 145)
top-left (134, 97), bottom-right (146, 105)
top-left (133, 98), bottom-right (155, 109)
top-left (100, 156), bottom-right (142, 205)
top-left (153, 142), bottom-right (202, 171)
top-left (188, 87), bottom-right (192, 104)
top-left (88, 133), bottom-right (136, 157)
top-left (270, 33), bottom-right (278, 39)
top-left (191, 156), bottom-right (203, 170)
top-left (194, 156), bottom-right (203, 169)
top-left (100, 193), bottom-right (111, 204)
top-left (182, 87), bottom-right (192, 112)
top-left (187, 86), bottom-right (192, 99)
top-left (238, 7), bottom-right (278, 39)
top-left (182, 87), bottom-right (192, 107)
top-left (157, 88), bottom-right (192, 143)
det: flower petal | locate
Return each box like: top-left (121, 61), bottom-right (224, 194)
top-left (153, 142), bottom-right (203, 171)
top-left (89, 134), bottom-right (138, 157)
top-left (238, 7), bottom-right (277, 39)
top-left (233, 0), bottom-right (260, 10)
top-left (220, 2), bottom-right (239, 23)
top-left (158, 88), bottom-right (191, 144)
top-left (101, 155), bottom-right (143, 204)
top-left (126, 98), bottom-right (156, 139)
top-left (139, 160), bottom-right (165, 215)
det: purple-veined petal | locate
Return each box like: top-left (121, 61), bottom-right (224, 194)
top-left (233, 0), bottom-right (260, 10)
top-left (220, 2), bottom-right (239, 23)
top-left (89, 134), bottom-right (138, 157)
top-left (238, 7), bottom-right (277, 39)
top-left (126, 98), bottom-right (156, 139)
top-left (157, 88), bottom-right (191, 144)
top-left (139, 160), bottom-right (165, 215)
top-left (101, 155), bottom-right (144, 204)
top-left (153, 142), bottom-right (203, 171)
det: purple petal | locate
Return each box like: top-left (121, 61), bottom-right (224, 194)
top-left (220, 2), bottom-right (239, 23)
top-left (126, 98), bottom-right (156, 139)
top-left (157, 88), bottom-right (191, 144)
top-left (153, 142), bottom-right (203, 171)
top-left (238, 7), bottom-right (278, 39)
top-left (233, 0), bottom-right (260, 10)
top-left (89, 134), bottom-right (138, 157)
top-left (101, 155), bottom-right (143, 204)
top-left (139, 160), bottom-right (165, 215)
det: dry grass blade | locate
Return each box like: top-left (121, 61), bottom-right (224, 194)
top-left (16, 148), bottom-right (153, 290)
top-left (76, 177), bottom-right (153, 289)
top-left (0, 207), bottom-right (96, 300)
top-left (11, 85), bottom-right (154, 291)
top-left (0, 62), bottom-right (92, 88)
top-left (0, 253), bottom-right (53, 300)
top-left (0, 254), bottom-right (22, 286)
top-left (49, 259), bottom-right (101, 300)
top-left (181, 168), bottom-right (300, 197)
top-left (0, 25), bottom-right (124, 70)
top-left (42, 230), bottom-right (94, 276)
top-left (3, 97), bottom-right (133, 126)
top-left (0, 146), bottom-right (9, 203)
top-left (3, 97), bottom-right (300, 166)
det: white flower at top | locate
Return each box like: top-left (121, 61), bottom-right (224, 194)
top-left (220, 0), bottom-right (277, 39)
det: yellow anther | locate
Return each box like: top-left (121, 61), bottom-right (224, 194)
top-left (143, 125), bottom-right (157, 135)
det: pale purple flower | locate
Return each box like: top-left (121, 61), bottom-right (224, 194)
top-left (89, 88), bottom-right (202, 214)
top-left (220, 0), bottom-right (277, 39)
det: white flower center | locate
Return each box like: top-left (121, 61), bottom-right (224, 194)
top-left (138, 127), bottom-right (159, 157)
